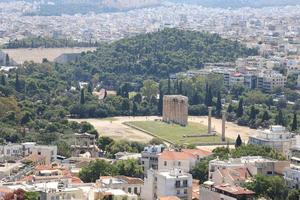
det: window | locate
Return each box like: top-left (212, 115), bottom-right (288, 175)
top-left (177, 190), bottom-right (180, 195)
top-left (178, 161), bottom-right (181, 166)
top-left (164, 161), bottom-right (167, 166)
top-left (184, 189), bottom-right (187, 194)
top-left (183, 180), bottom-right (188, 187)
top-left (128, 188), bottom-right (132, 193)
top-left (175, 180), bottom-right (180, 188)
top-left (38, 151), bottom-right (41, 155)
top-left (134, 187), bottom-right (138, 194)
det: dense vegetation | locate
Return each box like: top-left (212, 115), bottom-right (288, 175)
top-left (0, 28), bottom-right (298, 153)
top-left (3, 37), bottom-right (99, 49)
top-left (69, 28), bottom-right (257, 88)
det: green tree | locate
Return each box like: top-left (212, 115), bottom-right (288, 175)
top-left (178, 81), bottom-right (183, 94)
top-left (235, 134), bottom-right (242, 148)
top-left (167, 77), bottom-right (171, 95)
top-left (215, 91), bottom-right (222, 117)
top-left (79, 159), bottom-right (117, 183)
top-left (57, 141), bottom-right (71, 157)
top-left (0, 74), bottom-right (6, 86)
top-left (87, 82), bottom-right (93, 93)
top-left (227, 103), bottom-right (233, 113)
top-left (5, 54), bottom-right (9, 66)
top-left (141, 80), bottom-right (158, 101)
top-left (249, 105), bottom-right (257, 120)
top-left (24, 191), bottom-right (39, 200)
top-left (15, 73), bottom-right (21, 92)
top-left (158, 83), bottom-right (164, 115)
top-left (97, 136), bottom-right (114, 150)
top-left (275, 110), bottom-right (285, 126)
top-left (80, 89), bottom-right (85, 104)
top-left (287, 189), bottom-right (300, 200)
top-left (245, 175), bottom-right (288, 200)
top-left (149, 138), bottom-right (165, 145)
top-left (262, 110), bottom-right (270, 122)
top-left (191, 159), bottom-right (210, 183)
top-left (115, 159), bottom-right (143, 178)
top-left (236, 98), bottom-right (244, 118)
top-left (205, 84), bottom-right (213, 106)
top-left (291, 112), bottom-right (298, 131)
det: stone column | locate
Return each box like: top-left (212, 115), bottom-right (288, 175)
top-left (208, 107), bottom-right (212, 134)
top-left (222, 111), bottom-right (226, 142)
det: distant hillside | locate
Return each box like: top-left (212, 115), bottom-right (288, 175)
top-left (23, 0), bottom-right (162, 16)
top-left (70, 28), bottom-right (258, 87)
top-left (169, 0), bottom-right (300, 8)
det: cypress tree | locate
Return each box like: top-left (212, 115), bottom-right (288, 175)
top-left (87, 82), bottom-right (93, 93)
top-left (5, 54), bottom-right (9, 66)
top-left (178, 81), bottom-right (183, 95)
top-left (235, 134), bottom-right (242, 148)
top-left (262, 110), bottom-right (270, 122)
top-left (158, 84), bottom-right (164, 115)
top-left (132, 102), bottom-right (138, 116)
top-left (205, 83), bottom-right (209, 106)
top-left (167, 77), bottom-right (171, 95)
top-left (227, 103), bottom-right (233, 113)
top-left (207, 86), bottom-right (213, 106)
top-left (80, 89), bottom-right (85, 104)
top-left (216, 92), bottom-right (222, 117)
top-left (0, 74), bottom-right (5, 86)
top-left (236, 98), bottom-right (244, 118)
top-left (250, 105), bottom-right (257, 120)
top-left (291, 112), bottom-right (298, 131)
top-left (15, 73), bottom-right (21, 92)
top-left (275, 110), bottom-right (285, 126)
top-left (192, 92), bottom-right (200, 105)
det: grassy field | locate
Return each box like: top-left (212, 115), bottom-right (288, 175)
top-left (126, 121), bottom-right (229, 145)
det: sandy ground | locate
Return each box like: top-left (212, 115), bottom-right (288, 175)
top-left (2, 47), bottom-right (97, 64)
top-left (70, 116), bottom-right (255, 144)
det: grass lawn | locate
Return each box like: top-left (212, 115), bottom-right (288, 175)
top-left (126, 121), bottom-right (229, 145)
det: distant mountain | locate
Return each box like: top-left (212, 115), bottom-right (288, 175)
top-left (169, 0), bottom-right (300, 8)
top-left (22, 0), bottom-right (162, 16)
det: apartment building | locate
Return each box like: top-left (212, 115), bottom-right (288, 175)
top-left (0, 143), bottom-right (57, 164)
top-left (200, 182), bottom-right (255, 200)
top-left (257, 71), bottom-right (287, 93)
top-left (209, 156), bottom-right (289, 185)
top-left (96, 176), bottom-right (144, 196)
top-left (158, 149), bottom-right (212, 173)
top-left (141, 144), bottom-right (165, 176)
top-left (284, 135), bottom-right (300, 189)
top-left (249, 125), bottom-right (295, 157)
top-left (142, 168), bottom-right (193, 200)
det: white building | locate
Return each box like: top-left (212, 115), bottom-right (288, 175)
top-left (31, 145), bottom-right (57, 165)
top-left (141, 144), bottom-right (165, 177)
top-left (158, 149), bottom-right (212, 173)
top-left (248, 125), bottom-right (295, 157)
top-left (142, 168), bottom-right (193, 200)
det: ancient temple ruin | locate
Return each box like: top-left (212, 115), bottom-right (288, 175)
top-left (163, 95), bottom-right (188, 126)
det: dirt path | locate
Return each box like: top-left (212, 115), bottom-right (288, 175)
top-left (70, 116), bottom-right (255, 144)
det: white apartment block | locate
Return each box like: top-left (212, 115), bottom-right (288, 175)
top-left (158, 149), bottom-right (212, 173)
top-left (141, 144), bottom-right (165, 177)
top-left (0, 142), bottom-right (57, 164)
top-left (248, 125), bottom-right (295, 157)
top-left (142, 168), bottom-right (193, 200)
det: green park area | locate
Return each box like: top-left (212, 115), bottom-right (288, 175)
top-left (126, 121), bottom-right (230, 145)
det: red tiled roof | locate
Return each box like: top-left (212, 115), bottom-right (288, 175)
top-left (218, 167), bottom-right (251, 182)
top-left (160, 149), bottom-right (212, 160)
top-left (214, 184), bottom-right (255, 195)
